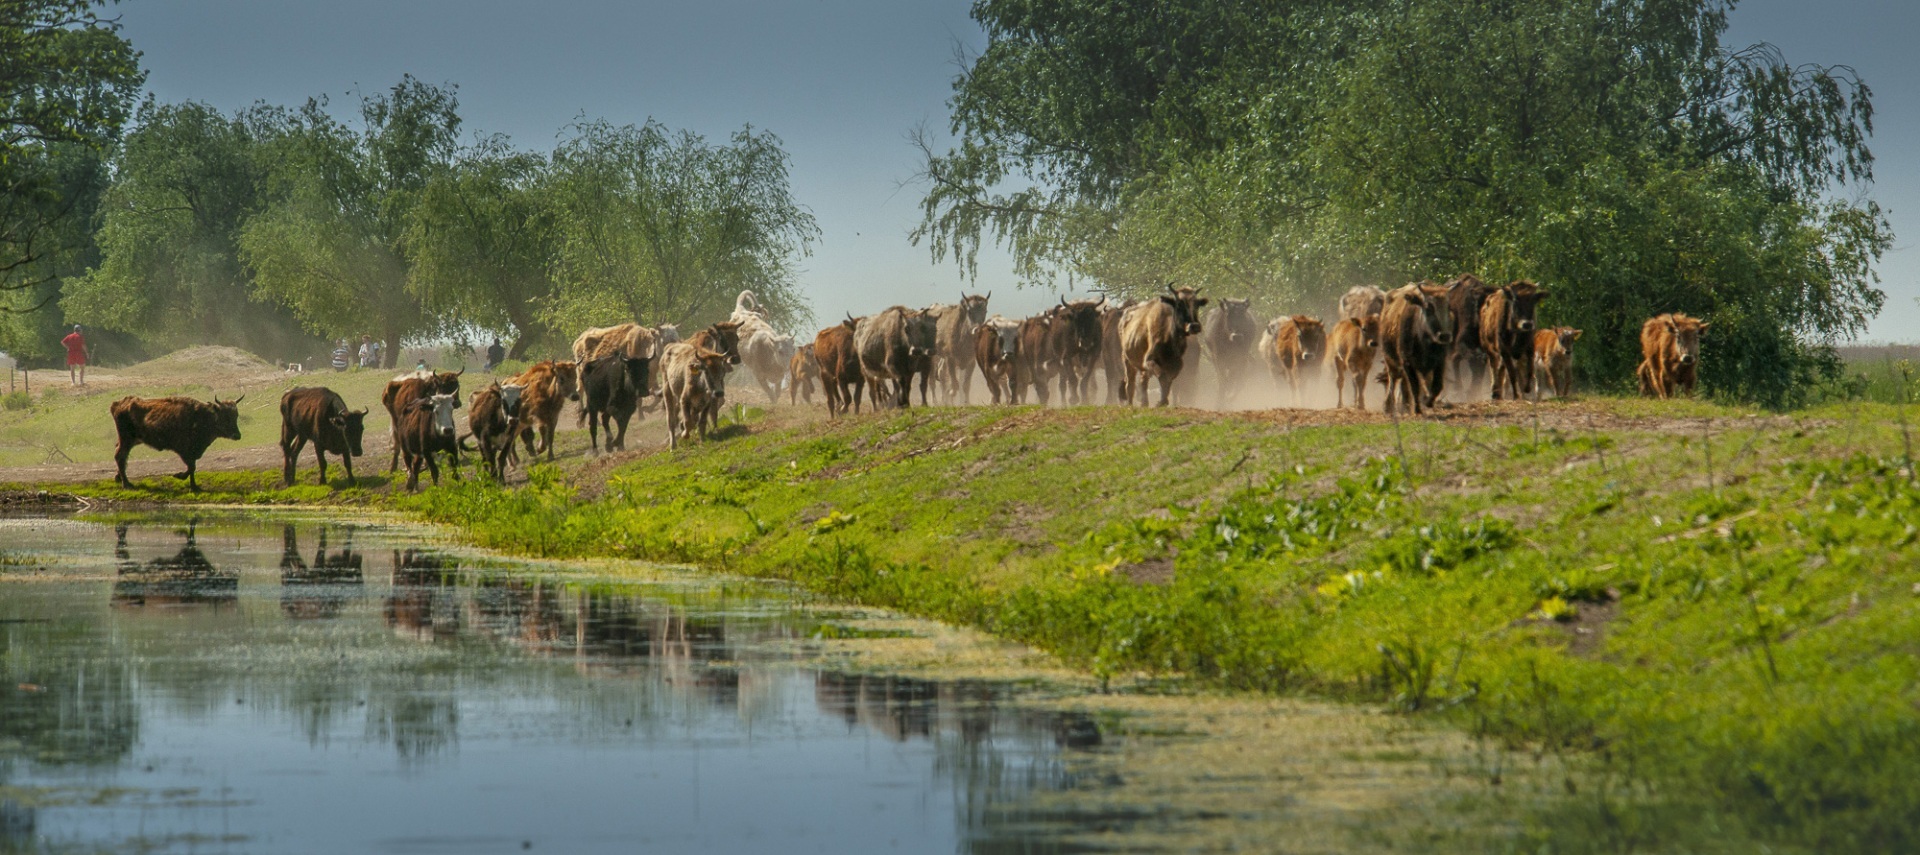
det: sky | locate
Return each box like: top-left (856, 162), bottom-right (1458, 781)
top-left (114, 0), bottom-right (1918, 342)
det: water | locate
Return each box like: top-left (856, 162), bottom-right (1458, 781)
top-left (0, 515), bottom-right (1102, 854)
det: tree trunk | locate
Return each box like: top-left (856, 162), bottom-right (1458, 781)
top-left (384, 329), bottom-right (402, 370)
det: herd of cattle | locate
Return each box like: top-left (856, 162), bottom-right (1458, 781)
top-left (103, 281), bottom-right (1710, 491)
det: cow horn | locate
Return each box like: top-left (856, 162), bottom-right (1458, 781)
top-left (1166, 282), bottom-right (1177, 295)
top-left (231, 394), bottom-right (245, 405)
top-left (1060, 296), bottom-right (1070, 308)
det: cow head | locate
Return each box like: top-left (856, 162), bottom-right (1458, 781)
top-left (212, 397), bottom-right (244, 441)
top-left (654, 323), bottom-right (682, 350)
top-left (983, 317), bottom-right (1020, 361)
top-left (961, 293), bottom-right (990, 326)
top-left (1503, 280), bottom-right (1548, 333)
top-left (705, 321), bottom-right (744, 364)
top-left (1214, 298), bottom-right (1254, 344)
top-left (692, 347), bottom-right (731, 398)
top-left (1419, 282), bottom-right (1455, 345)
top-left (1055, 299), bottom-right (1104, 351)
top-left (772, 333), bottom-right (797, 368)
top-left (1161, 284), bottom-right (1208, 336)
top-left (904, 310), bottom-right (938, 359)
top-left (1291, 316), bottom-right (1328, 366)
top-left (1667, 315), bottom-right (1708, 366)
top-left (497, 382), bottom-right (526, 418)
top-left (1359, 314), bottom-right (1382, 349)
top-left (337, 408), bottom-right (368, 457)
top-left (621, 354), bottom-right (653, 398)
top-left (413, 393), bottom-right (458, 438)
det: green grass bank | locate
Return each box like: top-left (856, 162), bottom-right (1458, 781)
top-left (400, 399), bottom-right (1920, 852)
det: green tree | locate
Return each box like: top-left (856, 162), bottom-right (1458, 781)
top-left (542, 118), bottom-right (817, 335)
top-left (239, 77), bottom-right (457, 367)
top-left (404, 134), bottom-right (558, 360)
top-left (61, 101), bottom-right (324, 361)
top-left (917, 0), bottom-right (1889, 406)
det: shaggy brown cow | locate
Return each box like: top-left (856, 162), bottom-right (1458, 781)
top-left (395, 393), bottom-right (460, 491)
top-left (509, 360), bottom-right (579, 462)
top-left (579, 353), bottom-right (652, 454)
top-left (1338, 285), bottom-right (1386, 323)
top-left (661, 344), bottom-right (732, 449)
top-left (1478, 279), bottom-right (1549, 400)
top-left (814, 319), bottom-right (864, 417)
top-left (972, 315), bottom-right (1021, 404)
top-left (854, 306), bottom-right (937, 409)
top-left (1200, 298), bottom-right (1259, 408)
top-left (1638, 313), bottom-right (1708, 399)
top-left (929, 293), bottom-right (990, 404)
top-left (1533, 327), bottom-right (1582, 399)
top-left (788, 343), bottom-right (820, 406)
top-left (466, 381), bottom-right (525, 481)
top-left (1378, 281), bottom-right (1456, 416)
top-left (1013, 314), bottom-right (1055, 405)
top-left (1119, 285), bottom-right (1209, 407)
top-left (1445, 274), bottom-right (1493, 396)
top-left (279, 387), bottom-right (366, 486)
top-left (1329, 315), bottom-right (1381, 410)
top-left (1271, 315), bottom-right (1328, 406)
top-left (1049, 298), bottom-right (1105, 405)
top-left (383, 370), bottom-right (461, 472)
top-left (572, 323), bottom-right (660, 364)
top-left (110, 395), bottom-right (243, 491)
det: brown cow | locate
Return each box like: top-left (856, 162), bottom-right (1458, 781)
top-left (1013, 314), bottom-right (1055, 405)
top-left (685, 320), bottom-right (745, 427)
top-left (788, 343), bottom-right (820, 406)
top-left (572, 323), bottom-right (660, 364)
top-left (1478, 279), bottom-right (1549, 400)
top-left (383, 369), bottom-right (462, 472)
top-left (854, 306), bottom-right (937, 409)
top-left (1119, 285), bottom-right (1209, 407)
top-left (1329, 315), bottom-right (1381, 410)
top-left (1533, 327), bottom-right (1582, 400)
top-left (1270, 316), bottom-right (1328, 406)
top-left (929, 293), bottom-right (990, 404)
top-left (110, 395), bottom-right (243, 491)
top-left (661, 343), bottom-right (732, 449)
top-left (509, 360), bottom-right (579, 462)
top-left (1200, 298), bottom-right (1258, 408)
top-left (814, 318), bottom-right (864, 417)
top-left (1378, 281), bottom-right (1456, 416)
top-left (466, 381), bottom-right (525, 481)
top-left (972, 315), bottom-right (1021, 404)
top-left (279, 387), bottom-right (366, 486)
top-left (1098, 300), bottom-right (1135, 405)
top-left (1049, 298), bottom-right (1105, 405)
top-left (1445, 274), bottom-right (1494, 396)
top-left (1638, 313), bottom-right (1708, 399)
top-left (1338, 285), bottom-right (1386, 323)
top-left (395, 392), bottom-right (460, 491)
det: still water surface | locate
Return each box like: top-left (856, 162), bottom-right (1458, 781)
top-left (0, 514), bottom-right (1101, 854)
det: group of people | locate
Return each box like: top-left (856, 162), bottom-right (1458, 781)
top-left (329, 336), bottom-right (385, 372)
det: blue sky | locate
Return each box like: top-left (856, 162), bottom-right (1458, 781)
top-left (118, 0), bottom-right (1917, 341)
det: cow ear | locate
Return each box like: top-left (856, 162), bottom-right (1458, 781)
top-left (1570, 329), bottom-right (1583, 341)
top-left (1160, 295), bottom-right (1179, 307)
top-left (1697, 322), bottom-right (1709, 334)
top-left (1196, 297), bottom-right (1209, 306)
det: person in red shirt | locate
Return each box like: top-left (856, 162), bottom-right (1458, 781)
top-left (62, 325), bottom-right (88, 386)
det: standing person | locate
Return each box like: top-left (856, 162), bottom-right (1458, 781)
top-left (62, 324), bottom-right (89, 386)
top-left (485, 338), bottom-right (505, 371)
top-left (357, 335), bottom-right (377, 369)
top-left (331, 339), bottom-right (350, 372)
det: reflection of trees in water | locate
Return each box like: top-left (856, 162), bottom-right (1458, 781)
top-left (279, 525), bottom-right (364, 620)
top-left (0, 798), bottom-right (33, 848)
top-left (363, 691), bottom-right (459, 764)
top-left (109, 522), bottom-right (237, 610)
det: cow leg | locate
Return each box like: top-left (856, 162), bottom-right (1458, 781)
top-left (283, 435), bottom-right (305, 486)
top-left (425, 450), bottom-right (441, 487)
top-left (114, 439), bottom-right (133, 487)
top-left (182, 457), bottom-right (200, 492)
top-left (313, 443), bottom-right (329, 485)
top-left (667, 392), bottom-right (682, 450)
top-left (341, 452), bottom-right (356, 487)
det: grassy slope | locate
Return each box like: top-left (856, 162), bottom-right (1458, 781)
top-left (403, 398), bottom-right (1920, 852)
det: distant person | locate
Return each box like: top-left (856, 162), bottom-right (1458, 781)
top-left (414, 358), bottom-right (429, 373)
top-left (331, 339), bottom-right (350, 372)
top-left (62, 324), bottom-right (89, 386)
top-left (485, 338), bottom-right (505, 371)
top-left (357, 335), bottom-right (377, 369)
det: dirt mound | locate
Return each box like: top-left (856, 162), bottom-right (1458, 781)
top-left (125, 346), bottom-right (278, 376)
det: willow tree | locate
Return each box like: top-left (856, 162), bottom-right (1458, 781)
top-left (239, 77), bottom-right (457, 366)
top-left (917, 0), bottom-right (1888, 406)
top-left (541, 119), bottom-right (817, 335)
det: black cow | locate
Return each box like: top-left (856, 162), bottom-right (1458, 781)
top-left (580, 353), bottom-right (654, 454)
top-left (110, 395), bottom-right (243, 491)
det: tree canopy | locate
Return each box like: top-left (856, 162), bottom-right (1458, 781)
top-left (916, 0), bottom-right (1890, 405)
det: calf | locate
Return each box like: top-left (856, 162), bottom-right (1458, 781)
top-left (814, 319), bottom-right (864, 417)
top-left (1119, 284), bottom-right (1209, 407)
top-left (1014, 314), bottom-right (1055, 405)
top-left (1200, 298), bottom-right (1259, 408)
top-left (1478, 279), bottom-right (1549, 400)
top-left (1271, 316), bottom-right (1328, 406)
top-left (1329, 315), bottom-right (1381, 410)
top-left (509, 360), bottom-right (579, 462)
top-left (929, 293), bottom-right (991, 404)
top-left (661, 343), bottom-right (733, 449)
top-left (279, 387), bottom-right (367, 486)
top-left (579, 353), bottom-right (653, 454)
top-left (1533, 327), bottom-right (1582, 400)
top-left (110, 395), bottom-right (244, 491)
top-left (788, 343), bottom-right (820, 406)
top-left (383, 369), bottom-right (461, 472)
top-left (395, 393), bottom-right (460, 491)
top-left (466, 381), bottom-right (525, 481)
top-left (1378, 281), bottom-right (1456, 415)
top-left (972, 315), bottom-right (1021, 404)
top-left (1637, 313), bottom-right (1708, 399)
top-left (1049, 298), bottom-right (1105, 405)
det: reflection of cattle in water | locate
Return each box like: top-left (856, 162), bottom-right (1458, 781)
top-left (813, 672), bottom-right (1102, 749)
top-left (385, 549), bottom-right (460, 641)
top-left (110, 523), bottom-right (238, 610)
top-left (278, 525), bottom-right (365, 620)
